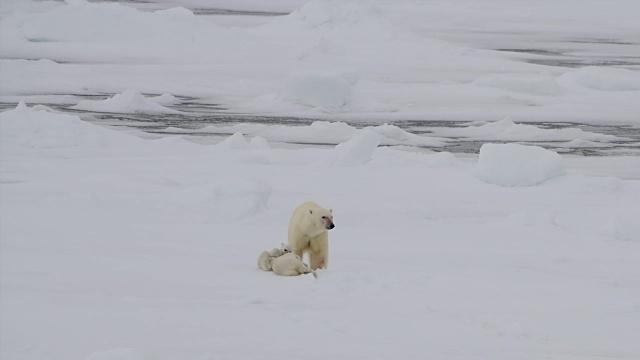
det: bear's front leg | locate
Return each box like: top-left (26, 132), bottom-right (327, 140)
top-left (309, 253), bottom-right (326, 270)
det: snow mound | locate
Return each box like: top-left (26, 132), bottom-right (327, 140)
top-left (475, 143), bottom-right (566, 187)
top-left (0, 101), bottom-right (140, 152)
top-left (71, 90), bottom-right (181, 114)
top-left (326, 127), bottom-right (380, 166)
top-left (453, 118), bottom-right (618, 141)
top-left (211, 179), bottom-right (272, 221)
top-left (217, 132), bottom-right (250, 150)
top-left (24, 0), bottom-right (199, 44)
top-left (474, 74), bottom-right (562, 96)
top-left (280, 70), bottom-right (357, 108)
top-left (149, 93), bottom-right (181, 106)
top-left (558, 67), bottom-right (640, 91)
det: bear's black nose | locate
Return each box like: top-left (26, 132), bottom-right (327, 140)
top-left (329, 224), bottom-right (335, 229)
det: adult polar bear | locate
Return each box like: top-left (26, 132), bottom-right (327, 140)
top-left (288, 201), bottom-right (335, 270)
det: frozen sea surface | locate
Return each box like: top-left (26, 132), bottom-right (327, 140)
top-left (2, 0), bottom-right (638, 155)
top-left (2, 2), bottom-right (640, 360)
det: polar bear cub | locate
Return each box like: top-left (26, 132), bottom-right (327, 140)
top-left (271, 253), bottom-right (318, 278)
top-left (257, 243), bottom-right (294, 271)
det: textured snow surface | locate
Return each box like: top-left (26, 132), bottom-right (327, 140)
top-left (2, 103), bottom-right (639, 360)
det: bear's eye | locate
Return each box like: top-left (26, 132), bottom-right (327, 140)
top-left (321, 216), bottom-right (326, 219)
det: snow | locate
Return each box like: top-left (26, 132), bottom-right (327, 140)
top-left (280, 70), bottom-right (355, 109)
top-left (211, 179), bottom-right (272, 221)
top-left (1, 0), bottom-right (640, 359)
top-left (558, 66), bottom-right (640, 92)
top-left (71, 90), bottom-right (181, 114)
top-left (23, 1), bottom-right (199, 44)
top-left (269, 0), bottom-right (395, 43)
top-left (2, 101), bottom-right (640, 360)
top-left (475, 143), bottom-right (566, 187)
top-left (0, 101), bottom-right (140, 153)
top-left (85, 348), bottom-right (149, 360)
top-left (474, 73), bottom-right (563, 97)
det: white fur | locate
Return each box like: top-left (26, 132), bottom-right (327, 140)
top-left (257, 243), bottom-right (294, 271)
top-left (288, 201), bottom-right (334, 270)
top-left (271, 253), bottom-right (317, 278)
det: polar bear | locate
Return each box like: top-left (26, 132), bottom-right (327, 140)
top-left (271, 253), bottom-right (317, 278)
top-left (257, 243), bottom-right (294, 271)
top-left (288, 201), bottom-right (335, 270)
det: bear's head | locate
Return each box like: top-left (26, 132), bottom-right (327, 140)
top-left (309, 207), bottom-right (335, 231)
top-left (280, 243), bottom-right (295, 254)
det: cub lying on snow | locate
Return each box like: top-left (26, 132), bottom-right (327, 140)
top-left (271, 253), bottom-right (317, 279)
top-left (257, 243), bottom-right (294, 271)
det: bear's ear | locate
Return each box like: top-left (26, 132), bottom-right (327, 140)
top-left (329, 208), bottom-right (333, 213)
top-left (309, 209), bottom-right (313, 214)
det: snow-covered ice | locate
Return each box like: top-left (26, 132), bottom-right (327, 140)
top-left (1, 0), bottom-right (639, 122)
top-left (2, 100), bottom-right (640, 360)
top-left (1, 0), bottom-right (640, 359)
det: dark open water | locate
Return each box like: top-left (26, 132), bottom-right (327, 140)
top-left (2, 99), bottom-right (637, 156)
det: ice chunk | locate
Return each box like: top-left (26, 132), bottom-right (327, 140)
top-left (149, 93), bottom-right (181, 106)
top-left (326, 127), bottom-right (380, 166)
top-left (217, 132), bottom-right (249, 150)
top-left (71, 90), bottom-right (181, 114)
top-left (475, 143), bottom-right (565, 187)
